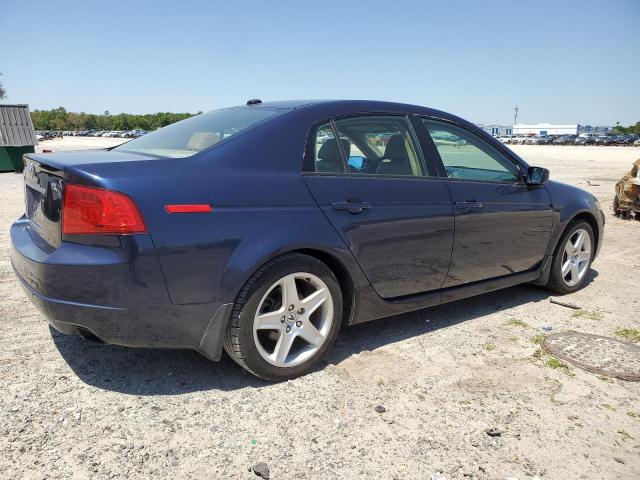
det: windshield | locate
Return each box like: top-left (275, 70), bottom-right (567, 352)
top-left (114, 107), bottom-right (285, 158)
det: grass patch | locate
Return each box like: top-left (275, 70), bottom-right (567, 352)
top-left (506, 318), bottom-right (529, 328)
top-left (531, 334), bottom-right (547, 345)
top-left (571, 309), bottom-right (603, 321)
top-left (482, 343), bottom-right (496, 351)
top-left (627, 411), bottom-right (639, 419)
top-left (546, 357), bottom-right (570, 371)
top-left (614, 327), bottom-right (640, 343)
top-left (618, 429), bottom-right (634, 441)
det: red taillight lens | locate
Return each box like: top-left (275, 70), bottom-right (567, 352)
top-left (63, 184), bottom-right (147, 235)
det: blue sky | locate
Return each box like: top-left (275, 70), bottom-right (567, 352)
top-left (1, 0), bottom-right (638, 125)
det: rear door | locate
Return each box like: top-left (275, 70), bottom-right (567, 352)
top-left (417, 118), bottom-right (554, 287)
top-left (303, 115), bottom-right (454, 299)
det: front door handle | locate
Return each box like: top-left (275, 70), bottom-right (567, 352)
top-left (331, 200), bottom-right (372, 214)
top-left (455, 201), bottom-right (483, 211)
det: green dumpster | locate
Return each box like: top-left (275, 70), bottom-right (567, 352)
top-left (0, 104), bottom-right (37, 173)
top-left (0, 145), bottom-right (33, 172)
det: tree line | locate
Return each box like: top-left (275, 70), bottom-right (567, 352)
top-left (613, 122), bottom-right (640, 135)
top-left (30, 107), bottom-right (199, 131)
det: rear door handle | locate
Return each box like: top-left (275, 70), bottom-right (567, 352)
top-left (331, 200), bottom-right (372, 214)
top-left (455, 201), bottom-right (483, 211)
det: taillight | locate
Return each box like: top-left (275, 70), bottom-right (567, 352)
top-left (62, 184), bottom-right (147, 235)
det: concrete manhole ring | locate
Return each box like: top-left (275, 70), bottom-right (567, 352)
top-left (542, 332), bottom-right (640, 381)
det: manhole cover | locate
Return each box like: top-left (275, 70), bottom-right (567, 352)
top-left (542, 333), bottom-right (640, 381)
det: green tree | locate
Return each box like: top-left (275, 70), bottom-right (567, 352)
top-left (29, 107), bottom-right (196, 131)
top-left (0, 72), bottom-right (6, 100)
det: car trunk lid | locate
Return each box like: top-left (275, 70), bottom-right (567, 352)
top-left (23, 156), bottom-right (65, 252)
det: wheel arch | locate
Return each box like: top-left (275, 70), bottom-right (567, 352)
top-left (295, 248), bottom-right (356, 327)
top-left (553, 211), bottom-right (599, 257)
top-left (230, 247), bottom-right (357, 328)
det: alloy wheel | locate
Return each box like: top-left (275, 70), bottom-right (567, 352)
top-left (253, 272), bottom-right (334, 368)
top-left (561, 228), bottom-right (591, 287)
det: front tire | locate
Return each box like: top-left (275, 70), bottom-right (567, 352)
top-left (223, 253), bottom-right (343, 381)
top-left (545, 220), bottom-right (594, 294)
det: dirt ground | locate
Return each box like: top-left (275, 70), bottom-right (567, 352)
top-left (1, 139), bottom-right (639, 479)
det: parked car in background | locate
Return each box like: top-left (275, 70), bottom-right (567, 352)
top-left (553, 135), bottom-right (578, 145)
top-left (616, 134), bottom-right (638, 145)
top-left (11, 99), bottom-right (605, 380)
top-left (533, 136), bottom-right (549, 145)
top-left (595, 135), bottom-right (613, 146)
top-left (575, 136), bottom-right (596, 146)
top-left (634, 139), bottom-right (640, 147)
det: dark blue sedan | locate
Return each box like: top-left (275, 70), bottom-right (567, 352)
top-left (11, 100), bottom-right (604, 380)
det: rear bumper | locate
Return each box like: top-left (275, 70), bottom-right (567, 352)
top-left (10, 217), bottom-right (232, 360)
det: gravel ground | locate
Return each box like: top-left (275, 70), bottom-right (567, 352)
top-left (1, 140), bottom-right (639, 479)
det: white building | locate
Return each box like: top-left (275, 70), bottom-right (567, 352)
top-left (512, 123), bottom-right (612, 136)
top-left (477, 124), bottom-right (512, 136)
top-left (513, 123), bottom-right (577, 135)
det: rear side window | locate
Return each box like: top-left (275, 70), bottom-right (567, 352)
top-left (322, 116), bottom-right (424, 176)
top-left (114, 107), bottom-right (284, 158)
top-left (313, 123), bottom-right (346, 173)
top-left (422, 119), bottom-right (520, 183)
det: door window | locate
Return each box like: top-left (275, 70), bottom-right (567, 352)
top-left (313, 123), bottom-right (346, 173)
top-left (331, 116), bottom-right (424, 176)
top-left (422, 120), bottom-right (521, 182)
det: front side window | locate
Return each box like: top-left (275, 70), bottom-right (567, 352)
top-left (114, 107), bottom-right (284, 158)
top-left (422, 119), bottom-right (520, 183)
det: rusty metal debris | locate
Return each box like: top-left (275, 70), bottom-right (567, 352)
top-left (614, 159), bottom-right (640, 219)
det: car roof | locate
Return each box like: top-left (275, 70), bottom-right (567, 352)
top-left (243, 99), bottom-right (464, 124)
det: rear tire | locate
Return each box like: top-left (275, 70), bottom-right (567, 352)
top-left (223, 253), bottom-right (343, 381)
top-left (545, 220), bottom-right (594, 294)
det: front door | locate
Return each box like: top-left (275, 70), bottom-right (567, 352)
top-left (419, 118), bottom-right (554, 287)
top-left (303, 115), bottom-right (454, 299)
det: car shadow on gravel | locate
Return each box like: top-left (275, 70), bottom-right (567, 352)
top-left (51, 271), bottom-right (597, 394)
top-left (50, 327), bottom-right (269, 394)
top-left (325, 270), bottom-right (599, 366)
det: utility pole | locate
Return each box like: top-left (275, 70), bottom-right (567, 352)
top-left (514, 106), bottom-right (519, 126)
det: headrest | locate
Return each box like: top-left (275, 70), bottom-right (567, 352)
top-left (187, 132), bottom-right (220, 151)
top-left (384, 135), bottom-right (407, 158)
top-left (318, 138), bottom-right (350, 160)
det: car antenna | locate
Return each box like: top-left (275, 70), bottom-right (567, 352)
top-left (246, 99), bottom-right (262, 106)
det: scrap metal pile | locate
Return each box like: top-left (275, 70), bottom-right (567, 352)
top-left (614, 159), bottom-right (640, 218)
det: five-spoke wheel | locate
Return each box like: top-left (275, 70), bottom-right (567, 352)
top-left (546, 220), bottom-right (594, 294)
top-left (223, 253), bottom-right (342, 381)
top-left (560, 228), bottom-right (591, 287)
top-left (253, 273), bottom-right (333, 368)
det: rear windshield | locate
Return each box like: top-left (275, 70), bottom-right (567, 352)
top-left (114, 107), bottom-right (284, 158)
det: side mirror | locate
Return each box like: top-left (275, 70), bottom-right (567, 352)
top-left (526, 166), bottom-right (549, 185)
